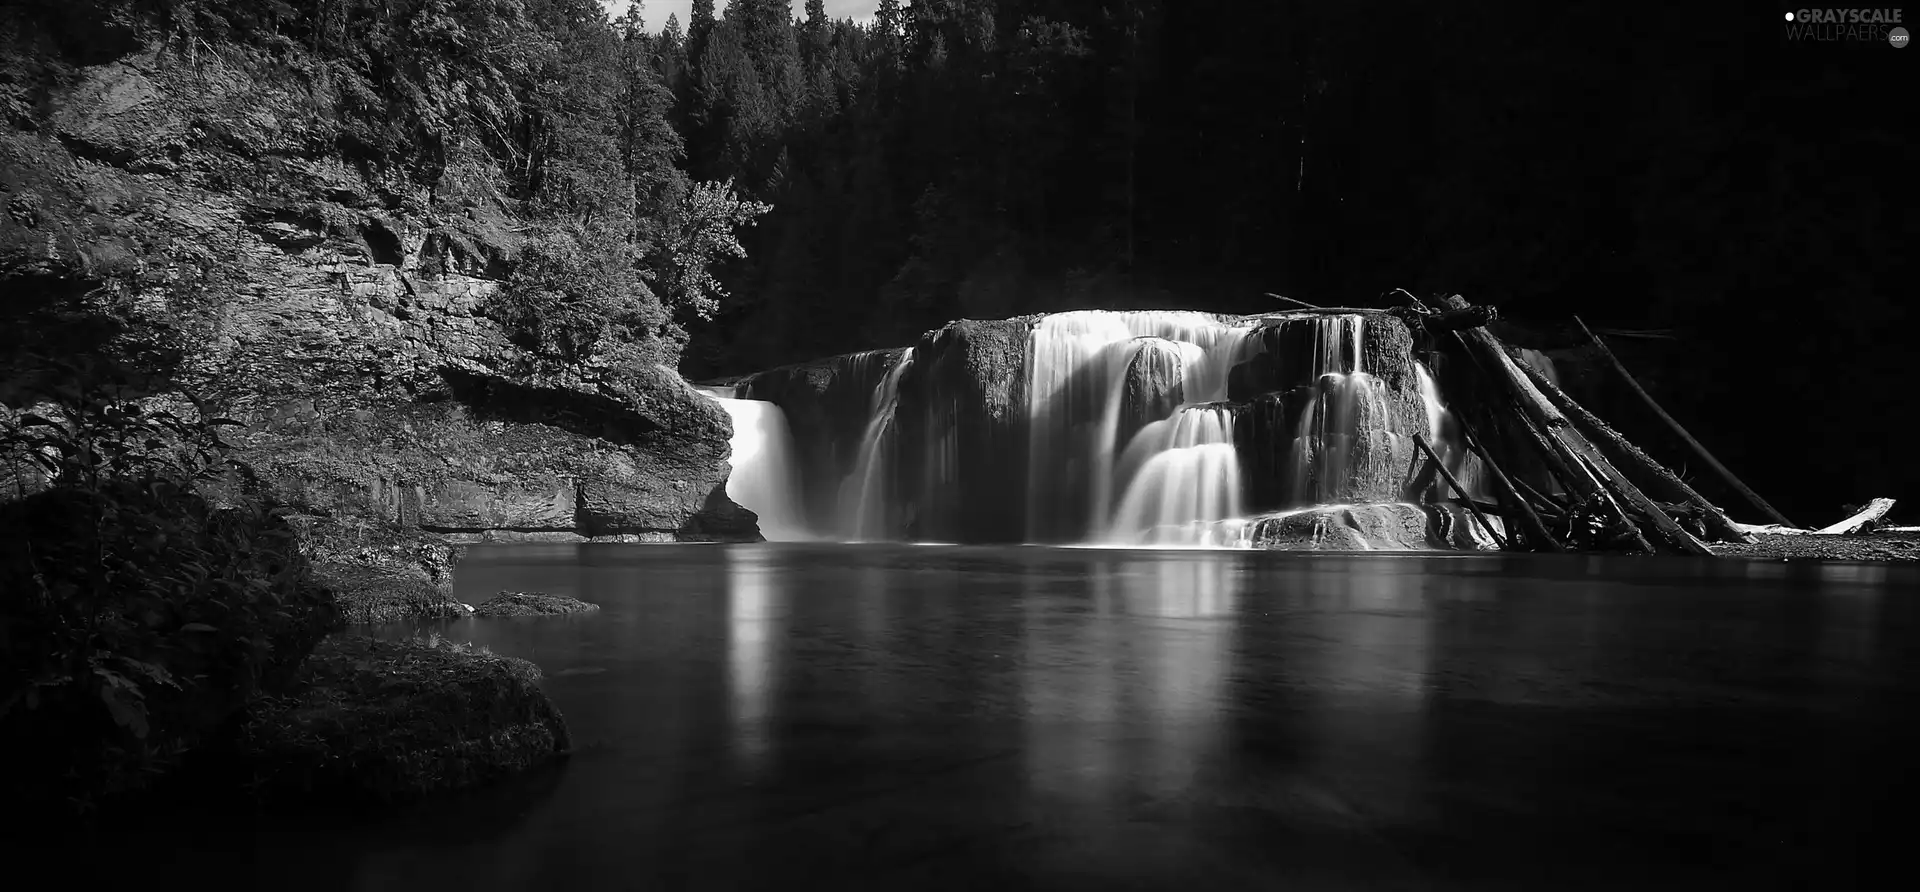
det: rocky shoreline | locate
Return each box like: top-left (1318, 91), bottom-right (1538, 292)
top-left (1710, 530), bottom-right (1920, 563)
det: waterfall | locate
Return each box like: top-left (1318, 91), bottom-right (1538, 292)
top-left (698, 391), bottom-right (810, 541)
top-left (1024, 311), bottom-right (1258, 542)
top-left (726, 308), bottom-right (1499, 551)
top-left (1105, 404), bottom-right (1244, 546)
top-left (1413, 362), bottom-right (1488, 500)
top-left (835, 349), bottom-right (915, 540)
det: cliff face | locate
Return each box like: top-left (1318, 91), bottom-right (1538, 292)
top-left (1, 44), bottom-right (759, 578)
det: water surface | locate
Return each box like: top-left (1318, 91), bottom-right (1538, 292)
top-left (57, 545), bottom-right (1920, 889)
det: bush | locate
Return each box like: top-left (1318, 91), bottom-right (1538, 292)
top-left (485, 225), bottom-right (676, 366)
top-left (0, 356), bottom-right (338, 813)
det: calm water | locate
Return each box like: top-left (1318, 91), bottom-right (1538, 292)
top-left (48, 545), bottom-right (1920, 889)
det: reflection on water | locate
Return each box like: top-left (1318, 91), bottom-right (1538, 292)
top-left (728, 548), bottom-right (785, 774)
top-left (48, 544), bottom-right (1920, 892)
top-left (1021, 553), bottom-right (1237, 871)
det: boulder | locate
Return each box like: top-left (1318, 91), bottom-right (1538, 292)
top-left (1244, 503), bottom-right (1436, 551)
top-left (235, 635), bottom-right (571, 804)
top-left (471, 591), bottom-right (601, 618)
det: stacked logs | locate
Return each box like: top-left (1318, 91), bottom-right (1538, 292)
top-left (1397, 294), bottom-right (1759, 555)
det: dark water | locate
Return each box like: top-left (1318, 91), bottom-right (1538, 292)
top-left (49, 545), bottom-right (1920, 890)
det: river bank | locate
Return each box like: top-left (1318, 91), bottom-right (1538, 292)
top-left (1711, 530), bottom-right (1920, 562)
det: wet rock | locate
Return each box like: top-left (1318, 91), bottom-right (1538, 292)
top-left (316, 561), bottom-right (473, 625)
top-left (1244, 503), bottom-right (1435, 551)
top-left (471, 591), bottom-right (601, 618)
top-left (895, 317), bottom-right (1035, 543)
top-left (1119, 337), bottom-right (1187, 450)
top-left (735, 348), bottom-right (907, 522)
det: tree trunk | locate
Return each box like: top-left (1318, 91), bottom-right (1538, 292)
top-left (1415, 435), bottom-right (1507, 549)
top-left (1455, 412), bottom-right (1564, 551)
top-left (1441, 297), bottom-right (1711, 555)
top-left (1510, 352), bottom-right (1753, 545)
top-left (1573, 316), bottom-right (1795, 528)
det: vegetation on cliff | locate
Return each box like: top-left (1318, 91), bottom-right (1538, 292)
top-left (1, 0), bottom-right (767, 369)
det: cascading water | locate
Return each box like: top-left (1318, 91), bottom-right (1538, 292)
top-left (723, 308), bottom-right (1496, 551)
top-left (1414, 362), bottom-right (1487, 499)
top-left (835, 349), bottom-right (915, 540)
top-left (1107, 404), bottom-right (1244, 546)
top-left (1025, 311), bottom-right (1258, 542)
top-left (697, 390), bottom-right (810, 541)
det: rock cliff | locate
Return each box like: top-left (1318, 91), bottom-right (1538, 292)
top-left (1, 42), bottom-right (760, 601)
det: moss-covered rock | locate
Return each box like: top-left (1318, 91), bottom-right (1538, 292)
top-left (316, 562), bottom-right (473, 625)
top-left (236, 635), bottom-right (570, 804)
top-left (471, 591), bottom-right (600, 618)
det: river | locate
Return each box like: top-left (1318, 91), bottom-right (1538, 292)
top-left (51, 545), bottom-right (1920, 889)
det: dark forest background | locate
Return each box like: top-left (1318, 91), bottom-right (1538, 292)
top-left (641, 0), bottom-right (1909, 522)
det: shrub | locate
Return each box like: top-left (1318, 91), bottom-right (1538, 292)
top-left (485, 225), bottom-right (675, 366)
top-left (0, 355), bottom-right (338, 813)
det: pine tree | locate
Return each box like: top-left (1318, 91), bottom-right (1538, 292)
top-left (801, 0), bottom-right (831, 67)
top-left (689, 0), bottom-right (717, 59)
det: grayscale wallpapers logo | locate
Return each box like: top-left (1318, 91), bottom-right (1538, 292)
top-left (1782, 9), bottom-right (1908, 44)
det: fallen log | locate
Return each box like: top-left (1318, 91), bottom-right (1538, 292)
top-left (1735, 498), bottom-right (1897, 536)
top-left (1420, 305), bottom-right (1500, 333)
top-left (1415, 434), bottom-right (1508, 549)
top-left (1508, 348), bottom-right (1754, 545)
top-left (1402, 450), bottom-right (1441, 503)
top-left (1817, 498), bottom-right (1895, 535)
top-left (1453, 412), bottom-right (1564, 551)
top-left (1262, 293), bottom-right (1322, 310)
top-left (1572, 316), bottom-right (1795, 529)
top-left (1443, 296), bottom-right (1711, 556)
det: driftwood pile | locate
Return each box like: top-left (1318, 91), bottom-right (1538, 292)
top-left (1393, 294), bottom-right (1779, 555)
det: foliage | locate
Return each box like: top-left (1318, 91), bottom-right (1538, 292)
top-left (2, 0), bottom-right (770, 370)
top-left (0, 353), bottom-right (337, 812)
top-left (645, 177), bottom-right (772, 321)
top-left (487, 225), bottom-right (674, 365)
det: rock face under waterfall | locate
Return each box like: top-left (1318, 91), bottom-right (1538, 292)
top-left (895, 318), bottom-right (1035, 542)
top-left (733, 349), bottom-right (909, 532)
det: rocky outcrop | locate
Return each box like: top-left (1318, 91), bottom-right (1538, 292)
top-left (1242, 503), bottom-right (1437, 551)
top-left (1227, 313), bottom-right (1430, 512)
top-left (234, 635), bottom-right (570, 804)
top-left (471, 591), bottom-right (600, 618)
top-left (0, 43), bottom-right (759, 600)
top-left (894, 317), bottom-right (1035, 542)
